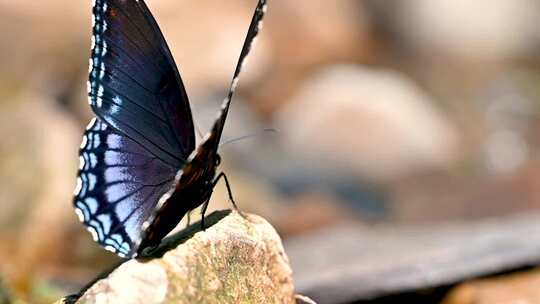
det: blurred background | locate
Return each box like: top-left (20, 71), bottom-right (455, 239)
top-left (2, 0), bottom-right (540, 303)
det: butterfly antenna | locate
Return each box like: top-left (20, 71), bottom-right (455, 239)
top-left (220, 128), bottom-right (278, 147)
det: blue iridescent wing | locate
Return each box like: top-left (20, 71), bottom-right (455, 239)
top-left (89, 0), bottom-right (195, 165)
top-left (74, 118), bottom-right (177, 257)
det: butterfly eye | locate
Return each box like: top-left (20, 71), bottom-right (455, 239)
top-left (215, 155), bottom-right (222, 166)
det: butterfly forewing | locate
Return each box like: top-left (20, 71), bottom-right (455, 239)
top-left (210, 0), bottom-right (268, 146)
top-left (89, 0), bottom-right (195, 165)
top-left (74, 118), bottom-right (177, 257)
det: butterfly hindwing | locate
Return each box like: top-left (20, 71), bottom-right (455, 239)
top-left (74, 118), bottom-right (177, 257)
top-left (89, 0), bottom-right (195, 166)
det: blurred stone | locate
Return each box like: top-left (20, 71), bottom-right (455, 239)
top-left (286, 213), bottom-right (540, 303)
top-left (481, 71), bottom-right (540, 174)
top-left (442, 269), bottom-right (540, 304)
top-left (151, 0), bottom-right (272, 95)
top-left (0, 0), bottom-right (88, 94)
top-left (369, 0), bottom-right (540, 60)
top-left (0, 93), bottom-right (80, 237)
top-left (252, 0), bottom-right (374, 115)
top-left (67, 211), bottom-right (296, 304)
top-left (0, 92), bottom-right (115, 296)
top-left (274, 192), bottom-right (359, 236)
top-left (276, 65), bottom-right (460, 181)
top-left (391, 160), bottom-right (540, 223)
top-left (266, 0), bottom-right (370, 67)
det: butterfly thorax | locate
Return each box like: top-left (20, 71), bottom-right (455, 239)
top-left (173, 149), bottom-right (221, 209)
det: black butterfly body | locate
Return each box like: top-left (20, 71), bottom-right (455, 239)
top-left (74, 0), bottom-right (268, 258)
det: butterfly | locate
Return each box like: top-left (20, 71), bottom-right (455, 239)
top-left (73, 0), bottom-right (268, 258)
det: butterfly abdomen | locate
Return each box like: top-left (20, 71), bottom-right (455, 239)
top-left (138, 184), bottom-right (210, 252)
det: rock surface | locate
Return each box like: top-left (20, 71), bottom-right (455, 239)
top-left (61, 211), bottom-right (297, 304)
top-left (276, 65), bottom-right (459, 181)
top-left (442, 269), bottom-right (540, 304)
top-left (368, 0), bottom-right (540, 60)
top-left (286, 212), bottom-right (540, 303)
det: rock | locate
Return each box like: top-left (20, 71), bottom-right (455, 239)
top-left (0, 93), bottom-right (95, 295)
top-left (275, 65), bottom-right (460, 181)
top-left (250, 0), bottom-right (374, 116)
top-left (64, 211), bottom-right (297, 304)
top-left (286, 212), bottom-right (540, 303)
top-left (0, 0), bottom-right (88, 94)
top-left (267, 0), bottom-right (369, 66)
top-left (368, 0), bottom-right (540, 60)
top-left (442, 269), bottom-right (540, 304)
top-left (150, 0), bottom-right (272, 95)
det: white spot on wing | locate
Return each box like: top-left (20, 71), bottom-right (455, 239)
top-left (88, 58), bottom-right (93, 74)
top-left (102, 40), bottom-right (108, 56)
top-left (112, 95), bottom-right (122, 105)
top-left (104, 245), bottom-right (117, 253)
top-left (99, 62), bottom-right (106, 79)
top-left (79, 155), bottom-right (86, 170)
top-left (87, 226), bottom-right (99, 241)
top-left (86, 117), bottom-right (97, 130)
top-left (74, 177), bottom-right (82, 195)
top-left (75, 208), bottom-right (85, 222)
top-left (80, 135), bottom-right (88, 149)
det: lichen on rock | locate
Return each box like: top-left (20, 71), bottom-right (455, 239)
top-left (63, 210), bottom-right (297, 304)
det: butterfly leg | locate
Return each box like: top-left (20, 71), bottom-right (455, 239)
top-left (214, 172), bottom-right (238, 210)
top-left (185, 210), bottom-right (192, 228)
top-left (200, 197), bottom-right (211, 230)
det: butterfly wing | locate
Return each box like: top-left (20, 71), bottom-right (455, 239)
top-left (131, 0), bottom-right (269, 255)
top-left (89, 0), bottom-right (195, 166)
top-left (74, 118), bottom-right (177, 257)
top-left (207, 0), bottom-right (268, 148)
